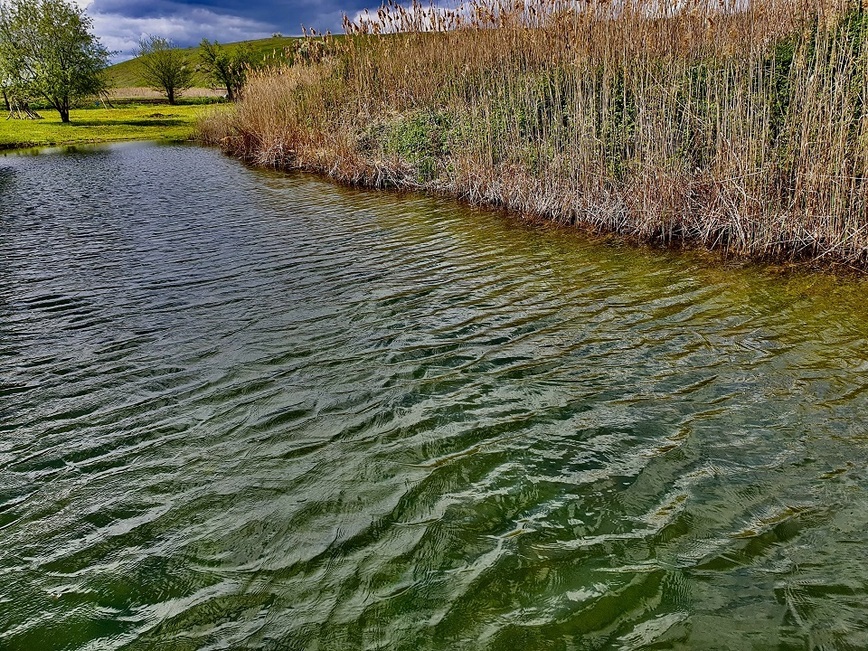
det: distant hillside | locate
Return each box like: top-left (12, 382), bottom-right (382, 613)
top-left (106, 36), bottom-right (300, 89)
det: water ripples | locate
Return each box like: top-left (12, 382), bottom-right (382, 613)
top-left (1, 142), bottom-right (868, 649)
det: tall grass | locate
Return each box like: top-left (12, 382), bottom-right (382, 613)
top-left (200, 0), bottom-right (868, 268)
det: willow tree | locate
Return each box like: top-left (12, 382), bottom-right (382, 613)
top-left (0, 0), bottom-right (109, 123)
top-left (137, 36), bottom-right (193, 105)
top-left (199, 39), bottom-right (255, 101)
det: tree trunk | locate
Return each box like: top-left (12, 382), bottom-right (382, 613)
top-left (226, 85), bottom-right (234, 102)
top-left (1, 88), bottom-right (9, 113)
top-left (168, 88), bottom-right (176, 105)
top-left (56, 96), bottom-right (70, 123)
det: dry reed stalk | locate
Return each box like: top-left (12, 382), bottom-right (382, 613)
top-left (201, 0), bottom-right (868, 268)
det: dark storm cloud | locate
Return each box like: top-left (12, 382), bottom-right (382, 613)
top-left (81, 0), bottom-right (373, 60)
top-left (91, 0), bottom-right (366, 27)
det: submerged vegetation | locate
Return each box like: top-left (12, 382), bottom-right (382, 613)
top-left (200, 0), bottom-right (868, 269)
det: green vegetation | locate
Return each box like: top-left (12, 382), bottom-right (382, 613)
top-left (106, 36), bottom-right (300, 89)
top-left (199, 39), bottom-right (256, 101)
top-left (0, 3), bottom-right (273, 150)
top-left (0, 0), bottom-right (109, 122)
top-left (0, 103), bottom-right (205, 149)
top-left (200, 0), bottom-right (868, 269)
top-left (136, 35), bottom-right (193, 104)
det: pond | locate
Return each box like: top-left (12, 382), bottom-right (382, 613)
top-left (1, 141), bottom-right (867, 650)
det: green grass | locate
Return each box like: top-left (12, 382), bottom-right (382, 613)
top-left (0, 104), bottom-right (213, 149)
top-left (106, 36), bottom-right (300, 88)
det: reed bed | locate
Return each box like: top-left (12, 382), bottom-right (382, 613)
top-left (200, 0), bottom-right (868, 268)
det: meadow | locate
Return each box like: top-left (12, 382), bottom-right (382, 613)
top-left (200, 0), bottom-right (868, 269)
top-left (0, 103), bottom-right (209, 150)
top-left (0, 34), bottom-right (297, 150)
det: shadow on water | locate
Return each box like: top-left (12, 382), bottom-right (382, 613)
top-left (1, 142), bottom-right (867, 651)
top-left (1, 139), bottom-right (191, 160)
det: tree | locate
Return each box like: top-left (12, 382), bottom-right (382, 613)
top-left (0, 44), bottom-right (32, 117)
top-left (0, 48), bottom-right (9, 112)
top-left (199, 39), bottom-right (255, 101)
top-left (0, 0), bottom-right (109, 123)
top-left (137, 36), bottom-right (193, 105)
top-left (0, 33), bottom-right (7, 111)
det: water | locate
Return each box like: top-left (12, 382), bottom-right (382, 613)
top-left (1, 142), bottom-right (867, 650)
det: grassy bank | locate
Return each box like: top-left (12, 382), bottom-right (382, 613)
top-left (0, 104), bottom-right (208, 150)
top-left (200, 0), bottom-right (868, 269)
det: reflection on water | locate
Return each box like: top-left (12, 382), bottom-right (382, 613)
top-left (1, 142), bottom-right (867, 650)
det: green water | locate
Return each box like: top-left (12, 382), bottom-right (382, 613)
top-left (1, 142), bottom-right (867, 650)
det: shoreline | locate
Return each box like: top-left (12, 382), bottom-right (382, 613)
top-left (0, 135), bottom-right (194, 152)
top-left (211, 140), bottom-right (867, 278)
top-left (199, 1), bottom-right (868, 273)
top-left (4, 130), bottom-right (861, 277)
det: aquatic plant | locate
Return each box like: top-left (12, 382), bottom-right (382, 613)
top-left (200, 0), bottom-right (868, 268)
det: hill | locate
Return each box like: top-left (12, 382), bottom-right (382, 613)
top-left (106, 36), bottom-right (299, 89)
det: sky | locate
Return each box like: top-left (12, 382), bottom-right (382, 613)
top-left (72, 0), bottom-right (374, 60)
